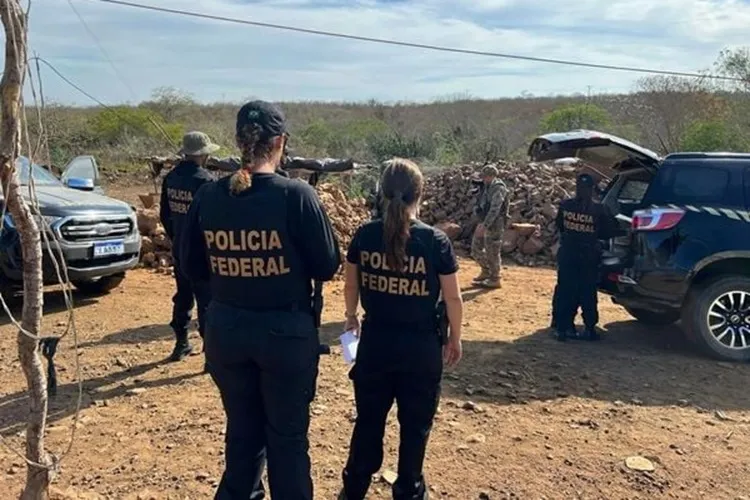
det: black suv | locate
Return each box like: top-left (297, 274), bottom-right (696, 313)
top-left (529, 130), bottom-right (750, 362)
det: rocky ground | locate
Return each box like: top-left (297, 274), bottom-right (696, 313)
top-left (1, 260), bottom-right (749, 499)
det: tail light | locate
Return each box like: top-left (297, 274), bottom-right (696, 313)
top-left (631, 208), bottom-right (685, 232)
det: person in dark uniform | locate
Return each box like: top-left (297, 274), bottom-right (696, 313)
top-left (549, 173), bottom-right (607, 331)
top-left (159, 131), bottom-right (218, 362)
top-left (339, 158), bottom-right (464, 500)
top-left (554, 173), bottom-right (620, 341)
top-left (178, 101), bottom-right (341, 500)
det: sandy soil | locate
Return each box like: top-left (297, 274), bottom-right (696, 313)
top-left (1, 257), bottom-right (749, 499)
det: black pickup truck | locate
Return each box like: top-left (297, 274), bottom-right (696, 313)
top-left (529, 130), bottom-right (750, 362)
top-left (0, 156), bottom-right (141, 296)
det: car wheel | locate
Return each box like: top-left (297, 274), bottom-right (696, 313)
top-left (624, 306), bottom-right (680, 326)
top-left (72, 273), bottom-right (125, 296)
top-left (682, 276), bottom-right (750, 362)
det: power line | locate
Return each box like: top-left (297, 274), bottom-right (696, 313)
top-left (94, 0), bottom-right (745, 83)
top-left (66, 0), bottom-right (137, 99)
top-left (31, 56), bottom-right (176, 147)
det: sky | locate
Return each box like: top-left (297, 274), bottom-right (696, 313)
top-left (10, 0), bottom-right (750, 105)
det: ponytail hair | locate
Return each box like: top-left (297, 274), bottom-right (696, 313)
top-left (380, 158), bottom-right (424, 272)
top-left (230, 122), bottom-right (276, 195)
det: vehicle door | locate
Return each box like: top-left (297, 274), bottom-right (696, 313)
top-left (61, 155), bottom-right (104, 194)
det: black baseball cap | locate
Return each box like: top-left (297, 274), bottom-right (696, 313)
top-left (236, 100), bottom-right (287, 139)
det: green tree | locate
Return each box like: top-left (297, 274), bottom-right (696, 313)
top-left (714, 47), bottom-right (750, 90)
top-left (89, 106), bottom-right (183, 146)
top-left (539, 103), bottom-right (612, 133)
top-left (680, 120), bottom-right (749, 152)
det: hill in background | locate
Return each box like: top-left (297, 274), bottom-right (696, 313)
top-left (29, 48), bottom-right (750, 174)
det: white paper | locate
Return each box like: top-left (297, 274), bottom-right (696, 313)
top-left (339, 330), bottom-right (359, 365)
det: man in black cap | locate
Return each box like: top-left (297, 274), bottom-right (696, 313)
top-left (160, 131), bottom-right (218, 363)
top-left (553, 173), bottom-right (620, 341)
top-left (179, 100), bottom-right (341, 499)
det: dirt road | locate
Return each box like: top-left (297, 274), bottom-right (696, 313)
top-left (1, 262), bottom-right (749, 499)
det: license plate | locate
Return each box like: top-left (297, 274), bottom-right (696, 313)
top-left (93, 240), bottom-right (125, 258)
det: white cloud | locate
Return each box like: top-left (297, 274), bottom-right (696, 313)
top-left (5, 0), bottom-right (749, 105)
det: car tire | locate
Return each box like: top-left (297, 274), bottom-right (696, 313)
top-left (624, 307), bottom-right (679, 326)
top-left (681, 275), bottom-right (750, 362)
top-left (72, 273), bottom-right (125, 296)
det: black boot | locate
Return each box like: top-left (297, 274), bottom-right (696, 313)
top-left (583, 327), bottom-right (601, 341)
top-left (169, 335), bottom-right (193, 362)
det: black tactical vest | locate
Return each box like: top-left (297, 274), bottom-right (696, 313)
top-left (164, 161), bottom-right (214, 248)
top-left (197, 177), bottom-right (310, 311)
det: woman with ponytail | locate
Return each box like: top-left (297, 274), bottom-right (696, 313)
top-left (179, 101), bottom-right (341, 500)
top-left (339, 158), bottom-right (464, 500)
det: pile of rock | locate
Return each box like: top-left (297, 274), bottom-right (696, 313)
top-left (133, 182), bottom-right (370, 276)
top-left (421, 162), bottom-right (578, 266)
top-left (135, 208), bottom-right (174, 274)
top-left (315, 183), bottom-right (370, 264)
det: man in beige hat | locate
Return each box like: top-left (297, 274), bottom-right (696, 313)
top-left (470, 165), bottom-right (510, 288)
top-left (159, 131), bottom-right (219, 366)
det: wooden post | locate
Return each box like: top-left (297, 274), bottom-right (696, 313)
top-left (0, 1), bottom-right (55, 498)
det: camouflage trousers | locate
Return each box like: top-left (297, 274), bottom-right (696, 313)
top-left (471, 226), bottom-right (504, 280)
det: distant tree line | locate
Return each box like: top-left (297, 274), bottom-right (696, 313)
top-left (26, 47), bottom-right (750, 173)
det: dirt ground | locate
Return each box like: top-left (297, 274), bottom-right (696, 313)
top-left (0, 183), bottom-right (750, 499)
top-left (1, 259), bottom-right (749, 500)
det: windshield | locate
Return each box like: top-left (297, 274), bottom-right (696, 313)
top-left (15, 157), bottom-right (63, 186)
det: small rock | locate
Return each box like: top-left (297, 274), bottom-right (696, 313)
top-left (466, 433), bottom-right (486, 444)
top-left (195, 472), bottom-right (210, 482)
top-left (715, 410), bottom-right (734, 422)
top-left (462, 401), bottom-right (484, 413)
top-left (126, 388), bottom-right (147, 396)
top-left (625, 456), bottom-right (655, 472)
top-left (549, 374), bottom-right (562, 382)
top-left (381, 469), bottom-right (398, 485)
top-left (114, 357), bottom-right (130, 368)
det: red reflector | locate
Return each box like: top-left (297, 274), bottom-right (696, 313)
top-left (632, 208), bottom-right (685, 231)
top-left (607, 273), bottom-right (619, 282)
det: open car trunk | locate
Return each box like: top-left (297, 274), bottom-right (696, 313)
top-left (528, 130), bottom-right (662, 290)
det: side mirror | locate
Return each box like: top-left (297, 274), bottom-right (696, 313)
top-left (65, 177), bottom-right (95, 191)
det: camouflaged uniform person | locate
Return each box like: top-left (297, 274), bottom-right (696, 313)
top-left (470, 165), bottom-right (509, 288)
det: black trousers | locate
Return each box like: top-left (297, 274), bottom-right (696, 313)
top-left (343, 325), bottom-right (442, 500)
top-left (204, 301), bottom-right (320, 500)
top-left (555, 248), bottom-right (599, 332)
top-left (170, 261), bottom-right (210, 340)
top-left (550, 284), bottom-right (559, 327)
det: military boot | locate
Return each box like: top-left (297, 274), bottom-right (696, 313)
top-left (477, 278), bottom-right (502, 289)
top-left (583, 327), bottom-right (601, 341)
top-left (168, 335), bottom-right (193, 362)
top-left (472, 271), bottom-right (489, 284)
